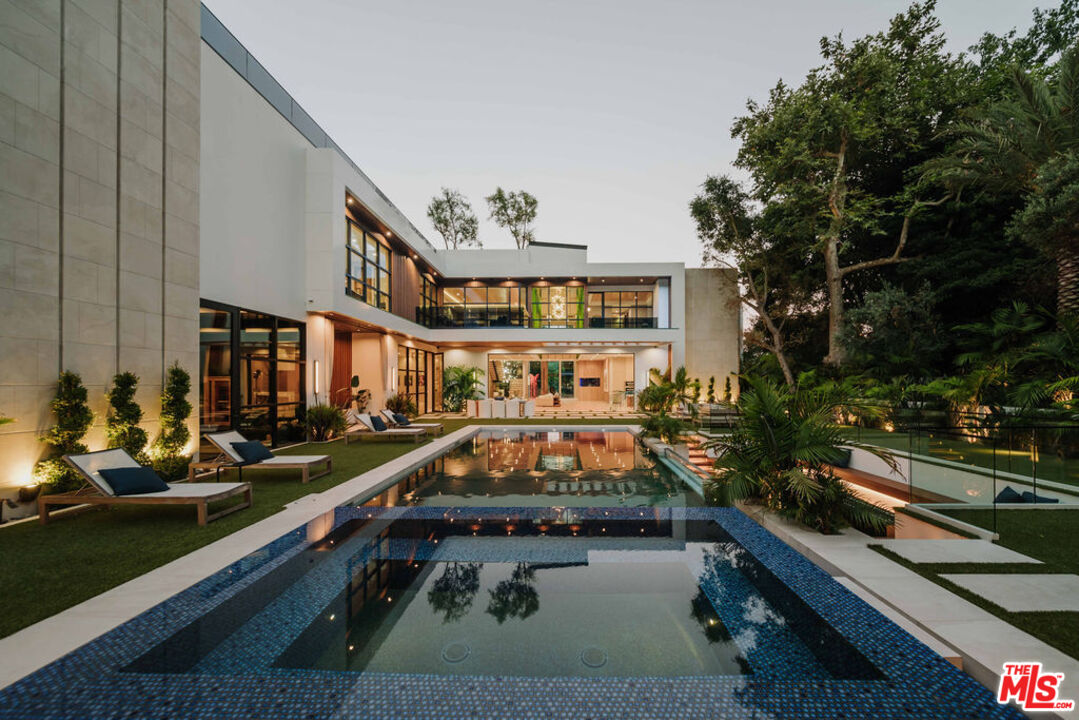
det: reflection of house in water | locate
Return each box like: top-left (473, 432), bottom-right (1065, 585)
top-left (339, 432), bottom-right (703, 508)
top-left (484, 431), bottom-right (642, 472)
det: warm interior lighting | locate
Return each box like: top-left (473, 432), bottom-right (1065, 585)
top-left (346, 197), bottom-right (354, 205)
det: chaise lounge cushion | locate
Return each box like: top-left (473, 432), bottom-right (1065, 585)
top-left (994, 486), bottom-right (1023, 504)
top-left (1021, 491), bottom-right (1059, 504)
top-left (371, 415), bottom-right (388, 431)
top-left (231, 441), bottom-right (274, 465)
top-left (98, 466), bottom-right (169, 496)
top-left (394, 413), bottom-right (411, 426)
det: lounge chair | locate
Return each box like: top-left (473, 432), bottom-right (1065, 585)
top-left (379, 409), bottom-right (443, 436)
top-left (203, 431), bottom-right (332, 483)
top-left (41, 448), bottom-right (252, 526)
top-left (345, 411), bottom-right (426, 444)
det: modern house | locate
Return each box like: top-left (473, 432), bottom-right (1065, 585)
top-left (0, 2), bottom-right (740, 497)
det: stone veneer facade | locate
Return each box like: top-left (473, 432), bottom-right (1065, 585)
top-left (0, 0), bottom-right (200, 505)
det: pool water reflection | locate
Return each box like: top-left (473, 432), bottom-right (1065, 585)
top-left (354, 430), bottom-right (703, 509)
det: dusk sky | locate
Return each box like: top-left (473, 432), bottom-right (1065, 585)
top-left (204, 0), bottom-right (1047, 266)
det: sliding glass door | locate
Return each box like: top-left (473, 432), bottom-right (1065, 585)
top-left (200, 300), bottom-right (306, 448)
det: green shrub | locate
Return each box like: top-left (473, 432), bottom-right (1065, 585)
top-left (704, 376), bottom-right (894, 535)
top-left (106, 372), bottom-right (148, 462)
top-left (385, 393), bottom-right (417, 417)
top-left (443, 366), bottom-right (484, 412)
top-left (34, 372), bottom-right (94, 493)
top-left (706, 377), bottom-right (716, 404)
top-left (151, 363), bottom-right (192, 481)
top-left (306, 404), bottom-right (346, 441)
top-left (640, 412), bottom-right (687, 444)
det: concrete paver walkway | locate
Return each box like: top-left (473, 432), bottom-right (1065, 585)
top-left (740, 504), bottom-right (1079, 719)
top-left (941, 573), bottom-right (1079, 612)
top-left (877, 538), bottom-right (1042, 565)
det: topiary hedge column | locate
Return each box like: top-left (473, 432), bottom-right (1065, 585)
top-left (34, 371), bottom-right (94, 493)
top-left (106, 372), bottom-right (148, 462)
top-left (151, 363), bottom-right (193, 481)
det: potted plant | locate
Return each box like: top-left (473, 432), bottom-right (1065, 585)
top-left (306, 404), bottom-right (346, 441)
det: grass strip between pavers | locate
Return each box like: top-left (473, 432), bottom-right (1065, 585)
top-left (869, 537), bottom-right (1079, 661)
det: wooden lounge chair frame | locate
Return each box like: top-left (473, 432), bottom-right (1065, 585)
top-left (345, 411), bottom-right (426, 444)
top-left (41, 448), bottom-right (252, 526)
top-left (202, 431), bottom-right (332, 483)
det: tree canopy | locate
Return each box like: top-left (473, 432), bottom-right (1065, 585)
top-left (486, 187), bottom-right (538, 249)
top-left (695, 0), bottom-right (1079, 411)
top-left (427, 188), bottom-right (480, 249)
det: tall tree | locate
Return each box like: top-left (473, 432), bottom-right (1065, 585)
top-left (485, 187), bottom-right (537, 248)
top-left (427, 188), bottom-right (480, 249)
top-left (731, 2), bottom-right (967, 366)
top-left (690, 175), bottom-right (801, 385)
top-left (926, 45), bottom-right (1079, 317)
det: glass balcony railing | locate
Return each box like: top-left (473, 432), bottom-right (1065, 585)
top-left (415, 307), bottom-right (659, 329)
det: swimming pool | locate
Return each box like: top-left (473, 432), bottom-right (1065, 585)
top-left (358, 429), bottom-right (702, 508)
top-left (0, 429), bottom-right (1021, 719)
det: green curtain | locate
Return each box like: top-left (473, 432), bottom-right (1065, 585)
top-left (531, 288), bottom-right (542, 328)
top-left (573, 287), bottom-right (584, 328)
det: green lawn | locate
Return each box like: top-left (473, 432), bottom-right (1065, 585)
top-left (872, 507), bottom-right (1079, 660)
top-left (0, 417), bottom-right (633, 639)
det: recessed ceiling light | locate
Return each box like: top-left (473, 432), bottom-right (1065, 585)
top-left (346, 197), bottom-right (354, 205)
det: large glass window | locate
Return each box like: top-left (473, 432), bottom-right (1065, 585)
top-left (199, 307), bottom-right (232, 432)
top-left (438, 284), bottom-right (525, 327)
top-left (199, 300), bottom-right (306, 450)
top-left (586, 290), bottom-right (654, 328)
top-left (421, 274), bottom-right (437, 312)
top-left (529, 285), bottom-right (584, 328)
top-left (396, 346), bottom-right (441, 414)
top-left (346, 220), bottom-right (392, 311)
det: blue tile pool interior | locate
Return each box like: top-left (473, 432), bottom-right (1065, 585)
top-left (356, 430), bottom-right (704, 508)
top-left (0, 431), bottom-right (1023, 720)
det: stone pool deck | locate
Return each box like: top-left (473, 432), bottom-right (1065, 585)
top-left (742, 505), bottom-right (1079, 719)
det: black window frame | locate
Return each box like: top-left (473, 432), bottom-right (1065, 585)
top-left (587, 290), bottom-right (655, 328)
top-left (346, 218), bottom-right (392, 312)
top-left (199, 298), bottom-right (307, 449)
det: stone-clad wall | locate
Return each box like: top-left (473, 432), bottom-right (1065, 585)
top-left (684, 268), bottom-right (741, 401)
top-left (0, 0), bottom-right (200, 510)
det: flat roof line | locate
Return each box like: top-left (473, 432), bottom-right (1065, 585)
top-left (199, 3), bottom-right (438, 254)
top-left (528, 240), bottom-right (588, 251)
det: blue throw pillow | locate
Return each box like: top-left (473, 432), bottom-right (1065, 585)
top-left (1021, 491), bottom-right (1059, 504)
top-left (394, 413), bottom-right (411, 426)
top-left (830, 448), bottom-right (852, 468)
top-left (231, 440), bottom-right (274, 464)
top-left (371, 415), bottom-right (387, 432)
top-left (994, 486), bottom-right (1023, 504)
top-left (98, 466), bottom-right (169, 496)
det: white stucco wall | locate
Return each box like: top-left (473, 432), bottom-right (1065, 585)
top-left (200, 44), bottom-right (308, 322)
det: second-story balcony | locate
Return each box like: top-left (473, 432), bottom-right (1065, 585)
top-left (415, 306), bottom-right (659, 329)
